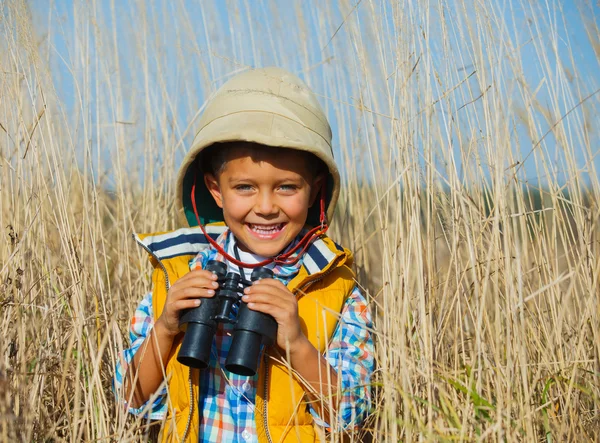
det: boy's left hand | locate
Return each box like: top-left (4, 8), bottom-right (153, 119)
top-left (242, 279), bottom-right (307, 354)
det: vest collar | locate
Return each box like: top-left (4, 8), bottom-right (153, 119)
top-left (134, 224), bottom-right (348, 276)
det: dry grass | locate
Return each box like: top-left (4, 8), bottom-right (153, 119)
top-left (1, 0), bottom-right (599, 441)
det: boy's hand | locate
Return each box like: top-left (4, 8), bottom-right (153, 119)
top-left (242, 279), bottom-right (308, 353)
top-left (156, 269), bottom-right (219, 337)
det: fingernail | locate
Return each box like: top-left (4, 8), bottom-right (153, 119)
top-left (212, 282), bottom-right (219, 288)
top-left (194, 300), bottom-right (201, 306)
top-left (242, 295), bottom-right (249, 301)
top-left (243, 288), bottom-right (249, 294)
top-left (210, 274), bottom-right (218, 280)
top-left (207, 289), bottom-right (215, 295)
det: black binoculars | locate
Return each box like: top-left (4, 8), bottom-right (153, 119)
top-left (177, 260), bottom-right (277, 376)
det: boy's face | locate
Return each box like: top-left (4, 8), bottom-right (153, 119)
top-left (204, 147), bottom-right (323, 257)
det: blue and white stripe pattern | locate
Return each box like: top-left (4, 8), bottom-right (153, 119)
top-left (135, 224), bottom-right (342, 275)
top-left (301, 237), bottom-right (343, 275)
top-left (134, 225), bottom-right (228, 261)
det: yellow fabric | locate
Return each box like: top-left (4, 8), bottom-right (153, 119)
top-left (255, 262), bottom-right (356, 443)
top-left (146, 246), bottom-right (200, 442)
top-left (142, 234), bottom-right (355, 443)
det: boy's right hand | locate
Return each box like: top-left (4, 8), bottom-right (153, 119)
top-left (156, 269), bottom-right (220, 337)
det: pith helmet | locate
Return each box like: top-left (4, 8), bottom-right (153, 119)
top-left (175, 67), bottom-right (340, 228)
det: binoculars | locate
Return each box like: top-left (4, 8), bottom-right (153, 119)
top-left (177, 260), bottom-right (277, 376)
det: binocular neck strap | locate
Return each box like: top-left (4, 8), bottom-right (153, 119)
top-left (232, 244), bottom-right (250, 285)
top-left (191, 172), bottom-right (329, 270)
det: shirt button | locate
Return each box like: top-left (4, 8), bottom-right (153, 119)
top-left (242, 381), bottom-right (251, 392)
top-left (242, 429), bottom-right (251, 441)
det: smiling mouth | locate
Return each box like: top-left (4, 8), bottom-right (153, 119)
top-left (246, 223), bottom-right (286, 235)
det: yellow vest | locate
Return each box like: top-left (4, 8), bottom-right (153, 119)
top-left (134, 226), bottom-right (356, 442)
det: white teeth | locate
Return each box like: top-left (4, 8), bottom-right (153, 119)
top-left (249, 223), bottom-right (283, 234)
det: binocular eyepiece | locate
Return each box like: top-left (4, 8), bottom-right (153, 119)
top-left (177, 260), bottom-right (277, 376)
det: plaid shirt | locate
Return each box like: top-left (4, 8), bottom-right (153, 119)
top-left (115, 230), bottom-right (374, 442)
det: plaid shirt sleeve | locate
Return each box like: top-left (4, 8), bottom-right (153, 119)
top-left (189, 246), bottom-right (213, 270)
top-left (114, 292), bottom-right (168, 419)
top-left (309, 285), bottom-right (374, 429)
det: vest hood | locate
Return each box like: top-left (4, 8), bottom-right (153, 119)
top-left (134, 224), bottom-right (352, 278)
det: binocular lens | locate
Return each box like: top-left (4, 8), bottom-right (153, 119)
top-left (224, 329), bottom-right (263, 376)
top-left (177, 322), bottom-right (215, 369)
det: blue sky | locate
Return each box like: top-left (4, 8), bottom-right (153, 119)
top-left (31, 0), bottom-right (600, 189)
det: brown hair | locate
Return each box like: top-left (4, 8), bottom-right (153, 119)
top-left (199, 141), bottom-right (326, 178)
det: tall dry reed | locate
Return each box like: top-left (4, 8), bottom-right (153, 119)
top-left (1, 0), bottom-right (599, 441)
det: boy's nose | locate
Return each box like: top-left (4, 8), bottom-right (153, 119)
top-left (255, 192), bottom-right (278, 216)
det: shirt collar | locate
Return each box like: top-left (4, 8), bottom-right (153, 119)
top-left (201, 229), bottom-right (305, 279)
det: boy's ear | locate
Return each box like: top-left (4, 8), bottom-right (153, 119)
top-left (204, 173), bottom-right (224, 209)
top-left (309, 174), bottom-right (325, 207)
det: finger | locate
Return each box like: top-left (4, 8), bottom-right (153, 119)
top-left (245, 303), bottom-right (299, 332)
top-left (244, 302), bottom-right (287, 319)
top-left (174, 286), bottom-right (216, 300)
top-left (244, 283), bottom-right (294, 300)
top-left (241, 292), bottom-right (295, 309)
top-left (173, 298), bottom-right (203, 312)
top-left (177, 269), bottom-right (219, 284)
top-left (174, 275), bottom-right (220, 290)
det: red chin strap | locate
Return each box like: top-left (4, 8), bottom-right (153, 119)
top-left (191, 173), bottom-right (329, 269)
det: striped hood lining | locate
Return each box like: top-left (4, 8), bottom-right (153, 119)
top-left (134, 226), bottom-right (346, 276)
top-left (134, 225), bottom-right (228, 261)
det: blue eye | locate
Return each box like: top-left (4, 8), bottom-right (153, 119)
top-left (235, 184), bottom-right (253, 191)
top-left (279, 184), bottom-right (298, 191)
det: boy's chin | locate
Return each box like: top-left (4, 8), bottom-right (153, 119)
top-left (233, 224), bottom-right (300, 258)
top-left (235, 238), bottom-right (288, 258)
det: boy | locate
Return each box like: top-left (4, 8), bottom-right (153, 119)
top-left (115, 67), bottom-right (374, 442)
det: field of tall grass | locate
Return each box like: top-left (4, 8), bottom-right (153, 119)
top-left (1, 0), bottom-right (599, 441)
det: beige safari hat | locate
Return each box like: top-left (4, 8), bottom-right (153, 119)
top-left (175, 67), bottom-right (340, 228)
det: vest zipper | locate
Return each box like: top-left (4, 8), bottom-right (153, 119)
top-left (133, 234), bottom-right (172, 291)
top-left (181, 369), bottom-right (194, 442)
top-left (261, 254), bottom-right (345, 442)
top-left (135, 235), bottom-right (197, 442)
top-left (263, 352), bottom-right (274, 443)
